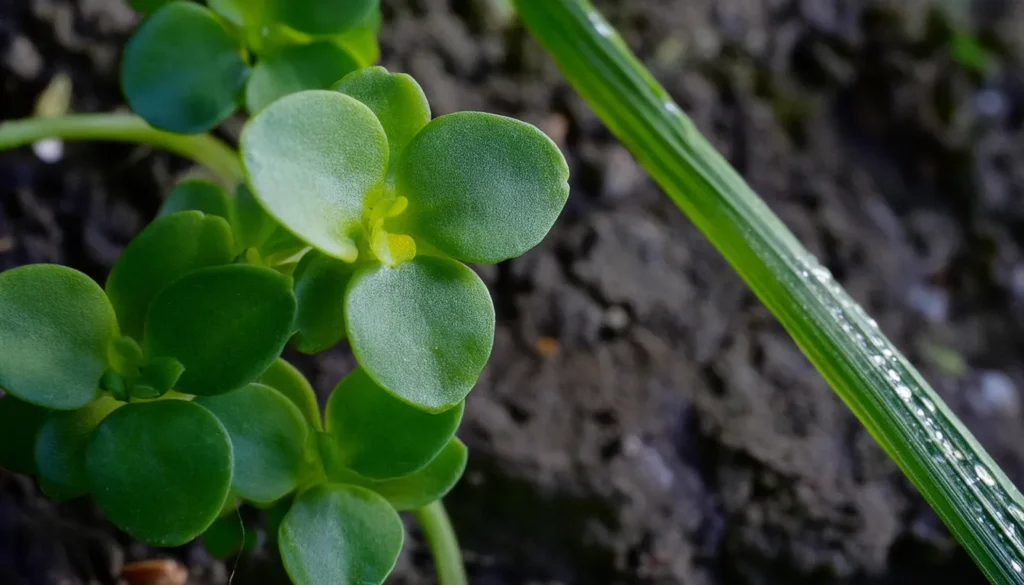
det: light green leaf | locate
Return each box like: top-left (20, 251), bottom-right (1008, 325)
top-left (106, 211), bottom-right (235, 340)
top-left (366, 438), bottom-right (467, 511)
top-left (259, 359), bottom-right (322, 430)
top-left (158, 179), bottom-right (232, 221)
top-left (0, 394), bottom-right (49, 475)
top-left (121, 2), bottom-right (249, 134)
top-left (333, 66), bottom-right (429, 167)
top-left (144, 264), bottom-right (297, 396)
top-left (291, 251), bottom-right (354, 354)
top-left (246, 42), bottom-right (360, 114)
top-left (87, 400), bottom-right (233, 546)
top-left (272, 0), bottom-right (377, 35)
top-left (0, 265), bottom-right (116, 409)
top-left (324, 367), bottom-right (463, 479)
top-left (207, 0), bottom-right (263, 27)
top-left (334, 6), bottom-right (381, 67)
top-left (196, 383), bottom-right (310, 504)
top-left (397, 112), bottom-right (570, 264)
top-left (345, 256), bottom-right (494, 412)
top-left (135, 357), bottom-right (186, 399)
top-left (241, 90), bottom-right (388, 262)
top-left (279, 484), bottom-right (403, 585)
top-left (35, 396), bottom-right (121, 501)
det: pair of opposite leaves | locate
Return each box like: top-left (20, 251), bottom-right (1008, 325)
top-left (123, 0), bottom-right (380, 133)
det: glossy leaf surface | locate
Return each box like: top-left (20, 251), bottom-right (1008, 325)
top-left (0, 394), bottom-right (48, 475)
top-left (241, 90), bottom-right (388, 262)
top-left (145, 265), bottom-right (296, 396)
top-left (292, 251), bottom-right (353, 354)
top-left (325, 368), bottom-right (462, 479)
top-left (87, 401), bottom-right (233, 546)
top-left (259, 359), bottom-right (321, 430)
top-left (246, 42), bottom-right (359, 114)
top-left (121, 2), bottom-right (248, 134)
top-left (273, 0), bottom-right (377, 35)
top-left (279, 484), bottom-right (403, 585)
top-left (35, 396), bottom-right (120, 500)
top-left (196, 384), bottom-right (310, 504)
top-left (0, 265), bottom-right (116, 409)
top-left (397, 112), bottom-right (570, 263)
top-left (333, 67), bottom-right (429, 168)
top-left (158, 179), bottom-right (232, 221)
top-left (345, 256), bottom-right (494, 412)
top-left (106, 211), bottom-right (235, 339)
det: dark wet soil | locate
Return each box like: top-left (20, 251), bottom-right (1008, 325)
top-left (4, 0), bottom-right (1024, 583)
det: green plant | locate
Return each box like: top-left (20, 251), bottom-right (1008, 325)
top-left (0, 3), bottom-right (569, 585)
top-left (513, 0), bottom-right (1024, 582)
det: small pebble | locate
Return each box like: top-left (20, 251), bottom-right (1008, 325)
top-left (121, 559), bottom-right (187, 585)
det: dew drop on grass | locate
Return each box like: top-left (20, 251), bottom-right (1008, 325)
top-left (895, 384), bottom-right (912, 401)
top-left (588, 11), bottom-right (614, 37)
top-left (1013, 559), bottom-right (1022, 573)
top-left (977, 465), bottom-right (997, 487)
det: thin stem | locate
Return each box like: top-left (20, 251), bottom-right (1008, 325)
top-left (414, 501), bottom-right (467, 585)
top-left (0, 113), bottom-right (243, 186)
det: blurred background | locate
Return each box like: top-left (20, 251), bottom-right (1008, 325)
top-left (3, 0), bottom-right (1024, 583)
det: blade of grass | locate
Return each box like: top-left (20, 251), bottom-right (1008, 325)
top-left (513, 0), bottom-right (1024, 581)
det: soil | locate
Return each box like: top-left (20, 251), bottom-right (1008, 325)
top-left (3, 0), bottom-right (1024, 584)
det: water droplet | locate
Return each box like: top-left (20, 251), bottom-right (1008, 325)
top-left (871, 355), bottom-right (886, 366)
top-left (887, 369), bottom-right (901, 382)
top-left (1010, 506), bottom-right (1024, 522)
top-left (921, 398), bottom-right (936, 413)
top-left (1013, 560), bottom-right (1022, 573)
top-left (871, 336), bottom-right (885, 348)
top-left (895, 384), bottom-right (912, 401)
top-left (976, 464), bottom-right (996, 487)
top-left (588, 12), bottom-right (614, 37)
top-left (868, 318), bottom-right (879, 329)
top-left (664, 101), bottom-right (682, 116)
top-left (882, 348), bottom-right (894, 359)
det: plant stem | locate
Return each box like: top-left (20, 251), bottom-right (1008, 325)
top-left (0, 113), bottom-right (243, 186)
top-left (414, 501), bottom-right (467, 585)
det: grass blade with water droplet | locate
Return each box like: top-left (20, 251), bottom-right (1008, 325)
top-left (513, 0), bottom-right (1024, 581)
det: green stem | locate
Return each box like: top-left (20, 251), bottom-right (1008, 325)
top-left (0, 113), bottom-right (243, 186)
top-left (414, 501), bottom-right (467, 585)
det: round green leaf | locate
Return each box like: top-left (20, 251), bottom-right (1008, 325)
top-left (0, 394), bottom-right (48, 475)
top-left (333, 67), bottom-right (429, 167)
top-left (246, 42), bottom-right (360, 114)
top-left (203, 513), bottom-right (258, 559)
top-left (87, 400), bottom-right (233, 546)
top-left (397, 112), bottom-right (570, 263)
top-left (345, 256), bottom-right (494, 412)
top-left (233, 184), bottom-right (279, 250)
top-left (241, 90), bottom-right (388, 262)
top-left (334, 6), bottom-right (381, 67)
top-left (291, 251), bottom-right (354, 354)
top-left (259, 359), bottom-right (322, 430)
top-left (35, 396), bottom-right (121, 501)
top-left (106, 211), bottom-right (235, 340)
top-left (272, 0), bottom-right (377, 35)
top-left (325, 367), bottom-right (463, 480)
top-left (158, 180), bottom-right (232, 221)
top-left (121, 2), bottom-right (249, 134)
top-left (144, 264), bottom-right (297, 396)
top-left (196, 383), bottom-right (310, 504)
top-left (367, 438), bottom-right (467, 511)
top-left (0, 265), bottom-right (116, 409)
top-left (208, 0), bottom-right (262, 27)
top-left (279, 484), bottom-right (403, 585)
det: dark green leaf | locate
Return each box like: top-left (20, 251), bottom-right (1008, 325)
top-left (273, 0), bottom-right (377, 35)
top-left (207, 0), bottom-right (262, 27)
top-left (136, 357), bottom-right (186, 398)
top-left (345, 256), bottom-right (494, 412)
top-left (106, 211), bottom-right (235, 340)
top-left (233, 184), bottom-right (278, 251)
top-left (324, 368), bottom-right (463, 479)
top-left (365, 438), bottom-right (467, 511)
top-left (196, 384), bottom-right (311, 504)
top-left (87, 400), bottom-right (233, 546)
top-left (291, 251), bottom-right (354, 354)
top-left (145, 264), bottom-right (297, 396)
top-left (259, 359), bottom-right (322, 430)
top-left (0, 394), bottom-right (48, 475)
top-left (203, 513), bottom-right (258, 559)
top-left (121, 2), bottom-right (249, 133)
top-left (129, 0), bottom-right (173, 13)
top-left (333, 67), bottom-right (429, 167)
top-left (241, 90), bottom-right (389, 262)
top-left (279, 484), bottom-right (403, 585)
top-left (158, 179), bottom-right (232, 221)
top-left (0, 265), bottom-right (116, 409)
top-left (334, 6), bottom-right (381, 67)
top-left (397, 112), bottom-right (570, 263)
top-left (35, 396), bottom-right (120, 501)
top-left (246, 42), bottom-right (360, 114)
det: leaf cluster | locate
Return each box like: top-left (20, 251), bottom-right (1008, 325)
top-left (122, 0), bottom-right (381, 134)
top-left (0, 63), bottom-right (568, 585)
